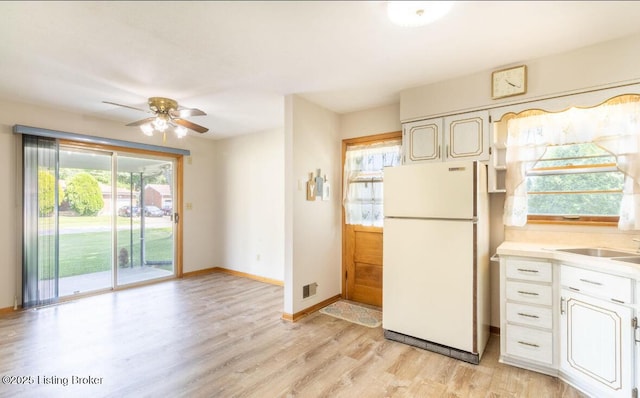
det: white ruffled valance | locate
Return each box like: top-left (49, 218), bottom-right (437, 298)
top-left (504, 96), bottom-right (640, 229)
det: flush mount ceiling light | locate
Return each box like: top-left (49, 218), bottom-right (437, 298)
top-left (387, 1), bottom-right (453, 27)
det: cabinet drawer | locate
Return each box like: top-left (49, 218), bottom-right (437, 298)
top-left (506, 302), bottom-right (552, 329)
top-left (506, 259), bottom-right (552, 282)
top-left (506, 325), bottom-right (553, 365)
top-left (506, 281), bottom-right (552, 306)
top-left (561, 265), bottom-right (632, 304)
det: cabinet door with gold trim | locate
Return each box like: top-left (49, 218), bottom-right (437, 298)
top-left (403, 118), bottom-right (442, 164)
top-left (560, 289), bottom-right (633, 398)
top-left (444, 110), bottom-right (489, 162)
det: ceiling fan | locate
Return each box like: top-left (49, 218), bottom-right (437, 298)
top-left (104, 97), bottom-right (209, 136)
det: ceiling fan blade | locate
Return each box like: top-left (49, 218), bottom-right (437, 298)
top-left (103, 101), bottom-right (152, 114)
top-left (170, 108), bottom-right (207, 118)
top-left (173, 118), bottom-right (209, 134)
top-left (126, 117), bottom-right (157, 127)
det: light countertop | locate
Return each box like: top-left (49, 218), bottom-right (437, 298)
top-left (496, 241), bottom-right (640, 280)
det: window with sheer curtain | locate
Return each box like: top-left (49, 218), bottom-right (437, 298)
top-left (343, 140), bottom-right (402, 227)
top-left (503, 94), bottom-right (640, 229)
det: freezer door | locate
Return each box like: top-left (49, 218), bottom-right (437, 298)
top-left (384, 161), bottom-right (475, 219)
top-left (383, 217), bottom-right (475, 353)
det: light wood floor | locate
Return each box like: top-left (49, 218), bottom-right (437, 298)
top-left (0, 272), bottom-right (586, 398)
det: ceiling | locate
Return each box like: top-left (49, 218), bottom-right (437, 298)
top-left (2, 1), bottom-right (640, 140)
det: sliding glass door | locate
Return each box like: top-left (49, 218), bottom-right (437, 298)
top-left (58, 147), bottom-right (113, 296)
top-left (116, 154), bottom-right (175, 286)
top-left (22, 137), bottom-right (178, 307)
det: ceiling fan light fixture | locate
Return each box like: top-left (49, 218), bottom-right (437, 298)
top-left (152, 115), bottom-right (169, 132)
top-left (174, 126), bottom-right (188, 138)
top-left (387, 1), bottom-right (453, 27)
top-left (140, 123), bottom-right (154, 136)
top-left (106, 96), bottom-right (209, 137)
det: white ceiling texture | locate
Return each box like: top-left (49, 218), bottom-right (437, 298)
top-left (1, 1), bottom-right (640, 140)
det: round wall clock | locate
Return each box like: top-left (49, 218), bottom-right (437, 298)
top-left (492, 65), bottom-right (527, 99)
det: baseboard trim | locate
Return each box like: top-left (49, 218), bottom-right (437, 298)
top-left (182, 267), bottom-right (219, 278)
top-left (281, 294), bottom-right (341, 323)
top-left (490, 325), bottom-right (500, 335)
top-left (0, 306), bottom-right (18, 315)
top-left (211, 267), bottom-right (284, 286)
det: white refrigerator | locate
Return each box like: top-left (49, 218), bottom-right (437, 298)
top-left (382, 160), bottom-right (490, 364)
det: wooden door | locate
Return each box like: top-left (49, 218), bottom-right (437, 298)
top-left (342, 131), bottom-right (401, 308)
top-left (344, 224), bottom-right (383, 307)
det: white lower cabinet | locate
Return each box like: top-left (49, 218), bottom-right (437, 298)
top-left (506, 324), bottom-right (553, 365)
top-left (560, 288), bottom-right (633, 397)
top-left (637, 281), bottom-right (640, 396)
top-left (560, 265), bottom-right (635, 398)
top-left (500, 255), bottom-right (639, 397)
top-left (506, 302), bottom-right (553, 329)
top-left (500, 257), bottom-right (556, 374)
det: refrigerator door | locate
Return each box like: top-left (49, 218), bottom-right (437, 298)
top-left (383, 217), bottom-right (475, 353)
top-left (384, 161), bottom-right (475, 220)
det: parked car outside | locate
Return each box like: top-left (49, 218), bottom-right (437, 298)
top-left (118, 206), bottom-right (140, 217)
top-left (144, 205), bottom-right (164, 217)
top-left (162, 205), bottom-right (172, 216)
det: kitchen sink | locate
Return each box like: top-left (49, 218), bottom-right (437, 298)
top-left (555, 248), bottom-right (634, 257)
top-left (612, 256), bottom-right (640, 264)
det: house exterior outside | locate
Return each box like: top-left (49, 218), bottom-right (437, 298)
top-left (144, 184), bottom-right (172, 209)
top-left (100, 184), bottom-right (137, 216)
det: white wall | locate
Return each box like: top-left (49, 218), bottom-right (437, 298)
top-left (0, 99), bottom-right (219, 309)
top-left (284, 95), bottom-right (341, 315)
top-left (0, 119), bottom-right (19, 310)
top-left (181, 134), bottom-right (221, 275)
top-left (339, 103), bottom-right (401, 140)
top-left (213, 128), bottom-right (285, 281)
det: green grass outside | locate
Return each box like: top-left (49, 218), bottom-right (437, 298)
top-left (38, 224), bottom-right (174, 278)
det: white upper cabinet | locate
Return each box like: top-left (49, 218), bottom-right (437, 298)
top-left (402, 117), bottom-right (442, 163)
top-left (443, 110), bottom-right (490, 162)
top-left (403, 111), bottom-right (489, 164)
